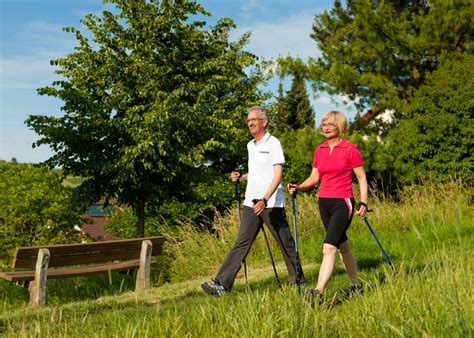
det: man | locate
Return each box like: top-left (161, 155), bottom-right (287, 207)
top-left (201, 106), bottom-right (305, 296)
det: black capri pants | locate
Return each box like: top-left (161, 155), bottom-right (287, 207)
top-left (318, 197), bottom-right (355, 248)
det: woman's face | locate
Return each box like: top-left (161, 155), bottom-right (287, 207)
top-left (320, 116), bottom-right (340, 139)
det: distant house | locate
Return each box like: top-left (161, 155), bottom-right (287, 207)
top-left (79, 200), bottom-right (116, 241)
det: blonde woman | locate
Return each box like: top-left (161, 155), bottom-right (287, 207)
top-left (288, 111), bottom-right (368, 306)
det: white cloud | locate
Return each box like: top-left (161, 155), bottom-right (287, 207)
top-left (314, 96), bottom-right (332, 105)
top-left (0, 57), bottom-right (57, 89)
top-left (231, 8), bottom-right (320, 60)
top-left (241, 0), bottom-right (264, 12)
top-left (1, 21), bottom-right (75, 90)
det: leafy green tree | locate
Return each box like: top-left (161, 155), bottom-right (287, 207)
top-left (0, 163), bottom-right (85, 264)
top-left (26, 0), bottom-right (265, 237)
top-left (307, 0), bottom-right (473, 120)
top-left (390, 54), bottom-right (474, 184)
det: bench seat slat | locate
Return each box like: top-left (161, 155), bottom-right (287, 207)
top-left (12, 237), bottom-right (165, 269)
top-left (14, 237), bottom-right (165, 258)
top-left (0, 259), bottom-right (145, 282)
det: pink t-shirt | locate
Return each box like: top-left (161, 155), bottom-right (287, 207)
top-left (312, 139), bottom-right (363, 198)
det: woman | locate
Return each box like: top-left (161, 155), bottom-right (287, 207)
top-left (288, 111), bottom-right (368, 306)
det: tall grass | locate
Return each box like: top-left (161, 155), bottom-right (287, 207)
top-left (1, 181), bottom-right (472, 337)
top-left (166, 180), bottom-right (471, 283)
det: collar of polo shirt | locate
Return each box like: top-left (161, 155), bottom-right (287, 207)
top-left (253, 132), bottom-right (271, 144)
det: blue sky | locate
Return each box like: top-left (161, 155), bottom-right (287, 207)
top-left (0, 0), bottom-right (356, 163)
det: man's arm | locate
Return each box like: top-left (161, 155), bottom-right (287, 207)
top-left (253, 164), bottom-right (282, 215)
top-left (230, 172), bottom-right (248, 183)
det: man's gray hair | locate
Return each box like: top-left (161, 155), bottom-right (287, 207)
top-left (247, 106), bottom-right (268, 120)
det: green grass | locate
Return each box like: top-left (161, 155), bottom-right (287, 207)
top-left (1, 181), bottom-right (472, 337)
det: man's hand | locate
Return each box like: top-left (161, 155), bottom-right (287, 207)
top-left (230, 171), bottom-right (240, 183)
top-left (252, 199), bottom-right (266, 215)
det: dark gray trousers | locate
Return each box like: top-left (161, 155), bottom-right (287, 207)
top-left (215, 206), bottom-right (304, 291)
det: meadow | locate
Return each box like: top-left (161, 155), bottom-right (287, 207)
top-left (0, 181), bottom-right (472, 337)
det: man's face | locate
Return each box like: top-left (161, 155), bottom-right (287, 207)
top-left (247, 109), bottom-right (267, 137)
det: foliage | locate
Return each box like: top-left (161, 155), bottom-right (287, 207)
top-left (347, 132), bottom-right (397, 192)
top-left (390, 54), bottom-right (474, 184)
top-left (0, 163), bottom-right (85, 265)
top-left (25, 0), bottom-right (266, 236)
top-left (272, 70), bottom-right (315, 131)
top-left (307, 0), bottom-right (473, 115)
top-left (277, 128), bottom-right (325, 184)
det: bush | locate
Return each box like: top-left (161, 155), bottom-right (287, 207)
top-left (0, 163), bottom-right (85, 265)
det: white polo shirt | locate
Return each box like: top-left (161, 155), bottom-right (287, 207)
top-left (243, 132), bottom-right (286, 208)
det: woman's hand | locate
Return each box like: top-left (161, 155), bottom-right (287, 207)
top-left (356, 201), bottom-right (368, 218)
top-left (287, 182), bottom-right (299, 195)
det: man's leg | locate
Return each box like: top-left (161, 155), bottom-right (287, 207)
top-left (214, 206), bottom-right (261, 291)
top-left (261, 208), bottom-right (304, 284)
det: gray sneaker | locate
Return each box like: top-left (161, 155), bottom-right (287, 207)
top-left (201, 279), bottom-right (230, 296)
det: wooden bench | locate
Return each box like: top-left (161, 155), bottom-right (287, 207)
top-left (0, 236), bottom-right (166, 307)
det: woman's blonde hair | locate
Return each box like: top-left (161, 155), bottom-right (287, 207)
top-left (320, 111), bottom-right (348, 135)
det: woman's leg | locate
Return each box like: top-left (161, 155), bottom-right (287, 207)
top-left (338, 240), bottom-right (358, 285)
top-left (315, 243), bottom-right (338, 293)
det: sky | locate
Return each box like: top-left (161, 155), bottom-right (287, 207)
top-left (0, 0), bottom-right (356, 164)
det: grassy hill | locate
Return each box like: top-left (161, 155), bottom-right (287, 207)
top-left (1, 181), bottom-right (472, 336)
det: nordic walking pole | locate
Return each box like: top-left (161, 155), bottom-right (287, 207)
top-left (290, 181), bottom-right (302, 294)
top-left (361, 215), bottom-right (395, 272)
top-left (252, 199), bottom-right (282, 289)
top-left (261, 225), bottom-right (282, 289)
top-left (233, 176), bottom-right (249, 285)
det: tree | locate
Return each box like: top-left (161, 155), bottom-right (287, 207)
top-left (269, 58), bottom-right (314, 131)
top-left (390, 54), bottom-right (474, 184)
top-left (278, 72), bottom-right (315, 130)
top-left (307, 0), bottom-right (473, 122)
top-left (0, 163), bottom-right (84, 264)
top-left (26, 0), bottom-right (266, 237)
top-left (278, 128), bottom-right (324, 184)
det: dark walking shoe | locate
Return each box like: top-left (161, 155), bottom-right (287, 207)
top-left (346, 284), bottom-right (364, 298)
top-left (201, 279), bottom-right (230, 296)
top-left (291, 279), bottom-right (308, 289)
top-left (304, 288), bottom-right (323, 308)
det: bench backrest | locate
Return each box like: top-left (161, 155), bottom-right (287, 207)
top-left (12, 236), bottom-right (166, 269)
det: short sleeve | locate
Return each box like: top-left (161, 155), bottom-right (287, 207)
top-left (312, 146), bottom-right (319, 168)
top-left (271, 138), bottom-right (285, 165)
top-left (349, 145), bottom-right (363, 168)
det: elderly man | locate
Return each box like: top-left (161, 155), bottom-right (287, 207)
top-left (201, 106), bottom-right (305, 295)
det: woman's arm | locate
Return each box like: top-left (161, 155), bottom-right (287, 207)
top-left (287, 168), bottom-right (320, 194)
top-left (353, 166), bottom-right (368, 217)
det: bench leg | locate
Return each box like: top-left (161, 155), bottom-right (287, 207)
top-left (136, 240), bottom-right (152, 290)
top-left (29, 248), bottom-right (50, 307)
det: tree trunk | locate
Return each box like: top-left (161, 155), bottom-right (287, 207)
top-left (136, 193), bottom-right (146, 238)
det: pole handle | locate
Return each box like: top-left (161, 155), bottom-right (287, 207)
top-left (289, 180), bottom-right (298, 198)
